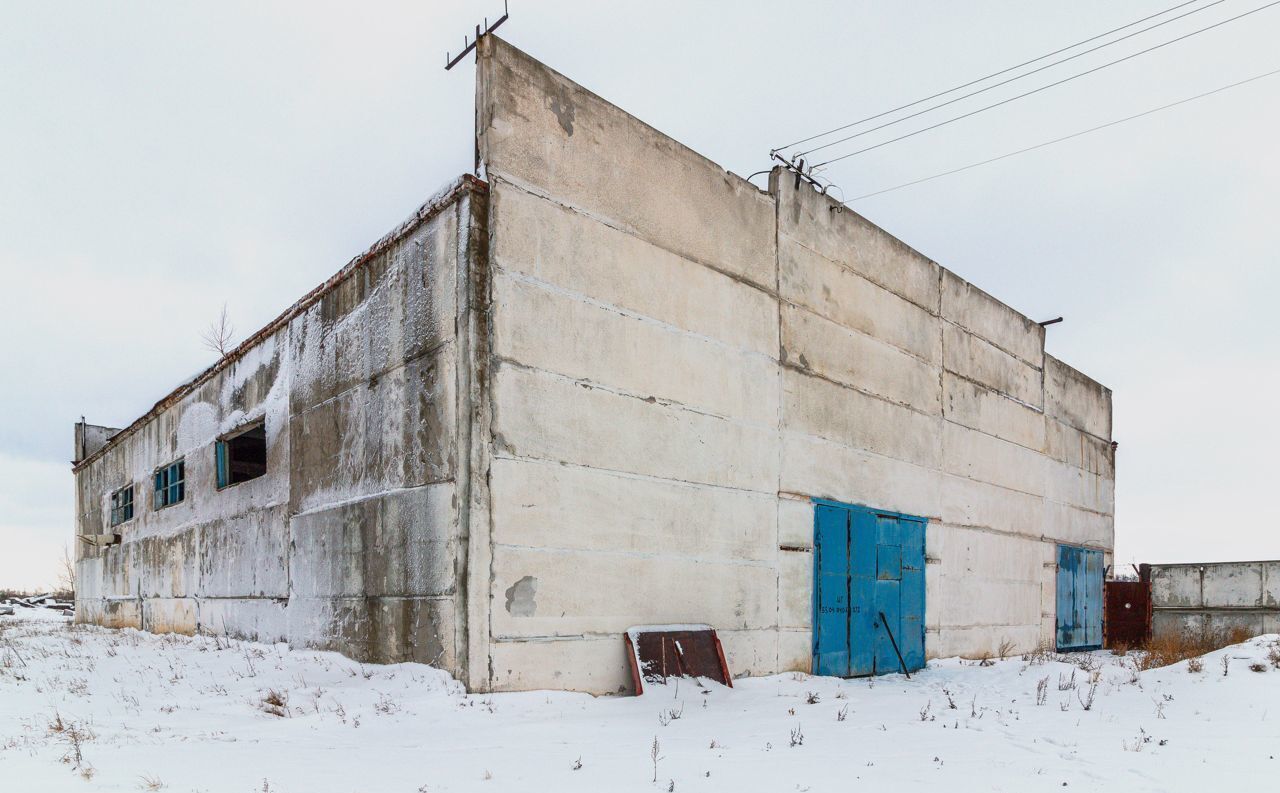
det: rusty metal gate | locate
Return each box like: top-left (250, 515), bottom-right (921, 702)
top-left (1104, 580), bottom-right (1152, 648)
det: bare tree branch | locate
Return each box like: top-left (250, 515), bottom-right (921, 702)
top-left (201, 304), bottom-right (235, 357)
top-left (57, 544), bottom-right (76, 599)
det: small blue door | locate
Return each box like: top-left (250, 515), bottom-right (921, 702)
top-left (1056, 544), bottom-right (1103, 651)
top-left (814, 500), bottom-right (926, 676)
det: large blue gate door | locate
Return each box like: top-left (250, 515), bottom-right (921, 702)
top-left (813, 501), bottom-right (926, 677)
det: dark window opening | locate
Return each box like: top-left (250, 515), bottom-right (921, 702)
top-left (216, 422), bottom-right (267, 489)
top-left (154, 459), bottom-right (185, 508)
top-left (109, 485), bottom-right (134, 526)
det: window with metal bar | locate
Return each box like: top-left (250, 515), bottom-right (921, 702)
top-left (153, 459), bottom-right (185, 509)
top-left (109, 485), bottom-right (134, 526)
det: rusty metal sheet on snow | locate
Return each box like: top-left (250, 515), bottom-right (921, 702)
top-left (1104, 580), bottom-right (1152, 648)
top-left (624, 624), bottom-right (732, 695)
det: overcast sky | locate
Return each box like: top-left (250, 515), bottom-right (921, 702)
top-left (2, 0), bottom-right (1277, 590)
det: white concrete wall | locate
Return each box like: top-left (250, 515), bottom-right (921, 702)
top-left (73, 181), bottom-right (484, 676)
top-left (1148, 561), bottom-right (1280, 639)
top-left (475, 37), bottom-right (1115, 693)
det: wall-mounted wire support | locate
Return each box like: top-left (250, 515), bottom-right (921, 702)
top-left (445, 0), bottom-right (510, 70)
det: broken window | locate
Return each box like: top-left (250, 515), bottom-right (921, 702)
top-left (215, 421), bottom-right (267, 489)
top-left (109, 485), bottom-right (134, 526)
top-left (153, 459), bottom-right (185, 508)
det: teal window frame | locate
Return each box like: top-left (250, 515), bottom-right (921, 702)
top-left (109, 485), bottom-right (134, 526)
top-left (215, 441), bottom-right (228, 489)
top-left (153, 459), bottom-right (185, 509)
top-left (214, 420), bottom-right (266, 490)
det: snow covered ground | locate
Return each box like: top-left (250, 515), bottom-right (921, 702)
top-left (2, 611), bottom-right (1277, 792)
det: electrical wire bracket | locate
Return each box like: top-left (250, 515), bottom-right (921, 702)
top-left (445, 0), bottom-right (510, 71)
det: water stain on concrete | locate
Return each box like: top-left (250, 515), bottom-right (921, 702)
top-left (505, 575), bottom-right (538, 617)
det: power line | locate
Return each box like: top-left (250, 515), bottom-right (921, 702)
top-left (793, 0), bottom-right (1225, 157)
top-left (843, 66), bottom-right (1280, 202)
top-left (811, 0), bottom-right (1280, 167)
top-left (775, 0), bottom-right (1210, 154)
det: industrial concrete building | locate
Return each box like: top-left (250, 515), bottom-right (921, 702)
top-left (73, 37), bottom-right (1115, 694)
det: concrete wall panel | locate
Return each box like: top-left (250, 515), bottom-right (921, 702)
top-left (142, 598), bottom-right (198, 635)
top-left (1150, 566), bottom-right (1204, 608)
top-left (774, 176), bottom-right (940, 312)
top-left (942, 422), bottom-right (1046, 497)
top-left (489, 545), bottom-right (777, 639)
top-left (493, 272), bottom-right (778, 424)
top-left (1045, 457), bottom-right (1114, 515)
top-left (197, 598), bottom-right (289, 643)
top-left (716, 628), bottom-right (780, 680)
top-left (488, 457), bottom-right (776, 562)
top-left (943, 324), bottom-right (1042, 407)
top-left (490, 182), bottom-right (777, 356)
top-left (489, 637), bottom-right (632, 695)
top-left (197, 506), bottom-right (290, 598)
top-left (1044, 417), bottom-right (1115, 478)
top-left (478, 37), bottom-right (776, 289)
top-left (290, 484), bottom-right (456, 599)
top-left (941, 475), bottom-right (1043, 538)
top-left (1045, 355), bottom-right (1111, 439)
top-left (943, 373), bottom-right (1045, 451)
top-left (780, 433), bottom-right (943, 520)
top-left (778, 550), bottom-right (813, 630)
top-left (778, 498), bottom-right (814, 550)
top-left (783, 369), bottom-right (941, 469)
top-left (1202, 563), bottom-right (1265, 608)
top-left (492, 364), bottom-right (779, 492)
top-left (941, 270), bottom-right (1043, 365)
top-left (782, 304), bottom-right (941, 415)
top-left (780, 237), bottom-right (940, 363)
top-left (1041, 501), bottom-right (1113, 548)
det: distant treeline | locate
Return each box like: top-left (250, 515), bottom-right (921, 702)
top-left (1, 589), bottom-right (74, 602)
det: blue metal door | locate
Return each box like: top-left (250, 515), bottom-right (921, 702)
top-left (814, 500), bottom-right (926, 676)
top-left (849, 510), bottom-right (876, 675)
top-left (814, 505), bottom-right (850, 676)
top-left (1056, 544), bottom-right (1103, 651)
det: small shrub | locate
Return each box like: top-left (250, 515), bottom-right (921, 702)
top-left (259, 690), bottom-right (288, 718)
top-left (657, 703), bottom-right (684, 726)
top-left (789, 725), bottom-right (804, 747)
top-left (1077, 677), bottom-right (1099, 711)
top-left (650, 736), bottom-right (662, 783)
top-left (1022, 644), bottom-right (1053, 665)
top-left (997, 638), bottom-right (1015, 659)
top-left (1035, 676), bottom-right (1048, 706)
top-left (804, 691), bottom-right (820, 705)
top-left (836, 704), bottom-right (849, 722)
top-left (1186, 657), bottom-right (1203, 673)
top-left (1249, 662), bottom-right (1266, 673)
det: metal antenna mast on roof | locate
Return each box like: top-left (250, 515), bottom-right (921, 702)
top-left (445, 0), bottom-right (510, 70)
